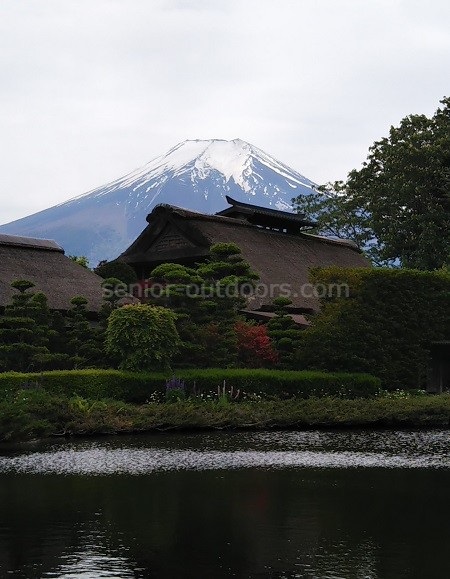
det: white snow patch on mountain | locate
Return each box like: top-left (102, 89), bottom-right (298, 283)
top-left (0, 138), bottom-right (319, 264)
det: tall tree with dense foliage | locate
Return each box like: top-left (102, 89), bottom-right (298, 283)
top-left (95, 260), bottom-right (138, 285)
top-left (0, 281), bottom-right (51, 371)
top-left (105, 304), bottom-right (180, 371)
top-left (293, 97), bottom-right (450, 269)
top-left (267, 297), bottom-right (304, 369)
top-left (66, 296), bottom-right (104, 368)
top-left (196, 242), bottom-right (259, 367)
top-left (297, 267), bottom-right (450, 389)
top-left (147, 243), bottom-right (259, 367)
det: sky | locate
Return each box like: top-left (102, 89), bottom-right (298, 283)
top-left (1, 0), bottom-right (449, 224)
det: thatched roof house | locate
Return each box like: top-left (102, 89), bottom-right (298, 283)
top-left (118, 197), bottom-right (370, 313)
top-left (0, 234), bottom-right (104, 312)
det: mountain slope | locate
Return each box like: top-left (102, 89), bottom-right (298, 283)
top-left (0, 138), bottom-right (317, 264)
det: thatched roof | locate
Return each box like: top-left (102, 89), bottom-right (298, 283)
top-left (119, 204), bottom-right (371, 312)
top-left (0, 234), bottom-right (104, 312)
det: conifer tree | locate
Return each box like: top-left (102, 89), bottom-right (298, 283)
top-left (66, 296), bottom-right (104, 368)
top-left (0, 281), bottom-right (50, 371)
top-left (99, 277), bottom-right (129, 323)
top-left (147, 263), bottom-right (206, 366)
top-left (267, 297), bottom-right (304, 369)
top-left (147, 243), bottom-right (259, 367)
top-left (27, 291), bottom-right (72, 370)
top-left (95, 260), bottom-right (138, 285)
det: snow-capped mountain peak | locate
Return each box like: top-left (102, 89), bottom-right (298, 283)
top-left (0, 139), bottom-right (318, 264)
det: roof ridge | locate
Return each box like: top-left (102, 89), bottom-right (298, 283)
top-left (148, 204), bottom-right (361, 251)
top-left (0, 233), bottom-right (63, 252)
top-left (149, 204), bottom-right (250, 226)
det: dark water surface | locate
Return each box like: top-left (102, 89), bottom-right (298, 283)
top-left (0, 430), bottom-right (449, 578)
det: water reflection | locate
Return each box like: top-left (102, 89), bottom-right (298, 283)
top-left (1, 430), bottom-right (450, 475)
top-left (46, 548), bottom-right (137, 578)
top-left (1, 431), bottom-right (449, 578)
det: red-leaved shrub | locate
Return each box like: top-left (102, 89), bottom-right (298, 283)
top-left (235, 321), bottom-right (278, 368)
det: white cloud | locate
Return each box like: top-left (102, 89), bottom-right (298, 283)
top-left (0, 0), bottom-right (449, 222)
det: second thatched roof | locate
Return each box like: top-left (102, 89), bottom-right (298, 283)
top-left (0, 234), bottom-right (104, 311)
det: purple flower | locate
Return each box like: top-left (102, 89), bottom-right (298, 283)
top-left (165, 376), bottom-right (185, 391)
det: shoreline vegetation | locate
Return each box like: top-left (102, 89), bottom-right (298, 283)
top-left (0, 370), bottom-right (449, 441)
top-left (1, 253), bottom-right (448, 445)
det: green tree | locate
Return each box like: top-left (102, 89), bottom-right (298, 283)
top-left (99, 277), bottom-right (128, 321)
top-left (47, 310), bottom-right (70, 358)
top-left (94, 260), bottom-right (138, 285)
top-left (293, 97), bottom-right (450, 269)
top-left (297, 267), bottom-right (450, 389)
top-left (28, 292), bottom-right (73, 370)
top-left (267, 297), bottom-right (304, 369)
top-left (105, 304), bottom-right (180, 371)
top-left (69, 255), bottom-right (90, 269)
top-left (293, 183), bottom-right (380, 262)
top-left (0, 281), bottom-right (50, 371)
top-left (196, 243), bottom-right (259, 367)
top-left (147, 243), bottom-right (259, 367)
top-left (66, 296), bottom-right (104, 368)
top-left (147, 263), bottom-right (206, 366)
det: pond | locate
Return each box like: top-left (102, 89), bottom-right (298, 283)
top-left (0, 430), bottom-right (449, 578)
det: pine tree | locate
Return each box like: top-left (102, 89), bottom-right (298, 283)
top-left (267, 297), bottom-right (304, 369)
top-left (66, 296), bottom-right (104, 368)
top-left (27, 291), bottom-right (72, 370)
top-left (147, 243), bottom-right (259, 367)
top-left (0, 281), bottom-right (50, 371)
top-left (196, 243), bottom-right (259, 367)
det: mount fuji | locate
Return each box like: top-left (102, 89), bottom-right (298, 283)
top-left (0, 139), bottom-right (318, 265)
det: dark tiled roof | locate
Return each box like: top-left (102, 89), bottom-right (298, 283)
top-left (216, 195), bottom-right (313, 224)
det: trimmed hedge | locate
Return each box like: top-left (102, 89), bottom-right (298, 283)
top-left (0, 368), bottom-right (381, 402)
top-left (0, 370), bottom-right (151, 404)
top-left (177, 369), bottom-right (380, 399)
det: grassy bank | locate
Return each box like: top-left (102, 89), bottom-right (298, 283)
top-left (1, 390), bottom-right (450, 441)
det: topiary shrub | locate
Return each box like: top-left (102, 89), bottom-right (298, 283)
top-left (0, 281), bottom-right (54, 372)
top-left (267, 297), bottom-right (304, 368)
top-left (105, 304), bottom-right (180, 371)
top-left (95, 260), bottom-right (138, 285)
